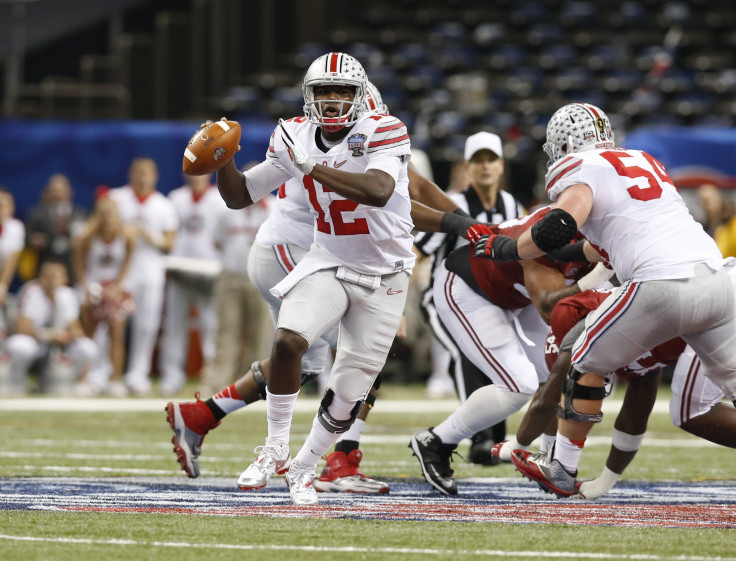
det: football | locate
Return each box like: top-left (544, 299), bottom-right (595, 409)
top-left (183, 119), bottom-right (241, 176)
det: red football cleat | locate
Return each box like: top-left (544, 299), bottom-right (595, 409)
top-left (314, 450), bottom-right (389, 494)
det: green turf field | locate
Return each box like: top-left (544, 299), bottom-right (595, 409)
top-left (1, 383), bottom-right (735, 561)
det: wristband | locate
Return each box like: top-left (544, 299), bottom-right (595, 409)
top-left (440, 212), bottom-right (477, 237)
top-left (452, 207), bottom-right (473, 219)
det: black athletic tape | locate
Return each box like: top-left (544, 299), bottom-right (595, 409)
top-left (531, 208), bottom-right (577, 252)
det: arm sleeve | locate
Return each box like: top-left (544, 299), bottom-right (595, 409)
top-left (244, 160), bottom-right (293, 204)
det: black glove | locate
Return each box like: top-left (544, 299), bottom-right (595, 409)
top-left (473, 233), bottom-right (520, 261)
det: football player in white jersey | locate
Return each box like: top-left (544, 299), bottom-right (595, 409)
top-left (165, 80), bottom-right (474, 495)
top-left (210, 52), bottom-right (417, 505)
top-left (109, 158), bottom-right (179, 395)
top-left (158, 173), bottom-right (229, 396)
top-left (474, 102), bottom-right (736, 496)
top-left (500, 267), bottom-right (736, 500)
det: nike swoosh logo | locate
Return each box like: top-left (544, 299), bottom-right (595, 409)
top-left (334, 160), bottom-right (347, 168)
top-left (387, 288), bottom-right (403, 295)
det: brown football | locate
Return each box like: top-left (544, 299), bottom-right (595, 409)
top-left (183, 120), bottom-right (241, 176)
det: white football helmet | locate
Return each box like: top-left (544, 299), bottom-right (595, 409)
top-left (302, 52), bottom-right (367, 133)
top-left (365, 80), bottom-right (389, 114)
top-left (543, 103), bottom-right (615, 167)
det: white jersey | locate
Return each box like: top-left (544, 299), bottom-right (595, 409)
top-left (85, 234), bottom-right (128, 285)
top-left (216, 197), bottom-right (274, 276)
top-left (168, 185), bottom-right (228, 261)
top-left (0, 217), bottom-right (24, 264)
top-left (545, 148), bottom-right (723, 282)
top-left (255, 178), bottom-right (314, 250)
top-left (262, 113), bottom-right (415, 282)
top-left (17, 282), bottom-right (80, 330)
top-left (109, 186), bottom-right (179, 286)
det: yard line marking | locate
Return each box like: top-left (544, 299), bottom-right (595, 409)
top-left (0, 535), bottom-right (732, 560)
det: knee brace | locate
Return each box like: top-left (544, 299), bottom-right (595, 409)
top-left (317, 389), bottom-right (362, 434)
top-left (556, 367), bottom-right (609, 423)
top-left (251, 361), bottom-right (267, 400)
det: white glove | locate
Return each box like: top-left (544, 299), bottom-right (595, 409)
top-left (278, 119), bottom-right (315, 175)
top-left (577, 262), bottom-right (615, 292)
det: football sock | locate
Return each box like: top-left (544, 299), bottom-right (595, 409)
top-left (539, 433), bottom-right (556, 455)
top-left (295, 415), bottom-right (342, 468)
top-left (207, 384), bottom-right (247, 419)
top-left (336, 418), bottom-right (365, 447)
top-left (553, 432), bottom-right (585, 475)
top-left (334, 439), bottom-right (359, 455)
top-left (266, 389), bottom-right (299, 445)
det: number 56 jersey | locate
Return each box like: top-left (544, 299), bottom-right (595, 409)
top-left (545, 147), bottom-right (723, 282)
top-left (268, 113), bottom-right (415, 277)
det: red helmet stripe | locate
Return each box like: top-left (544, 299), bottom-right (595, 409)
top-left (329, 52), bottom-right (339, 73)
top-left (581, 103), bottom-right (600, 119)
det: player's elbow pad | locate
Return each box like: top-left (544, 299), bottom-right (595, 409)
top-left (531, 208), bottom-right (578, 252)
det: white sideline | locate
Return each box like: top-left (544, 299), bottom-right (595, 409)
top-left (0, 396), bottom-right (671, 414)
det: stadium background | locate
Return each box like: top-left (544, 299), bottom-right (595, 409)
top-left (1, 0), bottom-right (735, 382)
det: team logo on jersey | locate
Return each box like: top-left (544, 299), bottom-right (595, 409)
top-left (347, 133), bottom-right (367, 157)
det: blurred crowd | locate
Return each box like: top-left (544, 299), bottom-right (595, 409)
top-left (0, 157), bottom-right (734, 398)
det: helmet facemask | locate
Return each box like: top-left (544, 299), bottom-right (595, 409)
top-left (544, 103), bottom-right (615, 167)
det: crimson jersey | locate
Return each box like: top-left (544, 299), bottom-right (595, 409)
top-left (546, 289), bottom-right (686, 380)
top-left (469, 206), bottom-right (595, 309)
